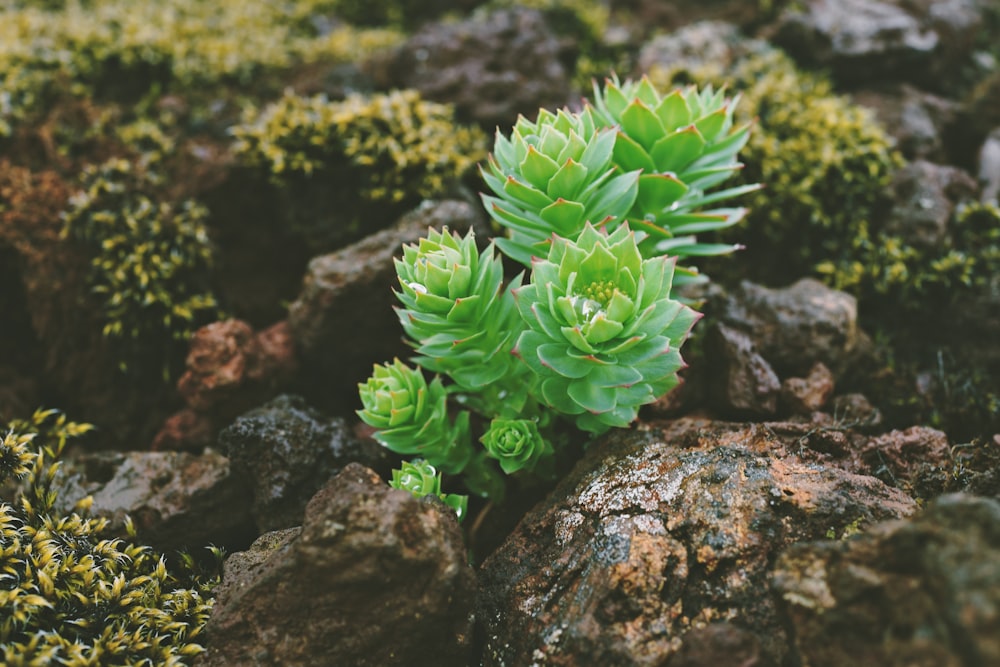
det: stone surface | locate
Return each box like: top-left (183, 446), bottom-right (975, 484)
top-left (287, 199), bottom-right (482, 413)
top-left (781, 362), bottom-right (835, 415)
top-left (979, 127), bottom-right (1000, 203)
top-left (851, 84), bottom-right (960, 162)
top-left (705, 321), bottom-right (781, 417)
top-left (365, 7), bottom-right (574, 129)
top-left (713, 278), bottom-right (866, 378)
top-left (218, 394), bottom-right (392, 533)
top-left (54, 449), bottom-right (255, 554)
top-left (770, 0), bottom-right (990, 89)
top-left (477, 423), bottom-right (917, 666)
top-left (636, 20), bottom-right (767, 77)
top-left (884, 159), bottom-right (979, 249)
top-left (773, 493), bottom-right (1000, 667)
top-left (202, 463), bottom-right (476, 667)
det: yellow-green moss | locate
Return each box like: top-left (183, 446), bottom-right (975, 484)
top-left (61, 159), bottom-right (220, 376)
top-left (0, 408), bottom-right (220, 666)
top-left (231, 89), bottom-right (486, 251)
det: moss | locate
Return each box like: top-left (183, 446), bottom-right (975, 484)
top-left (326, 0), bottom-right (468, 29)
top-left (61, 159), bottom-right (220, 378)
top-left (650, 49), bottom-right (904, 286)
top-left (230, 89), bottom-right (486, 251)
top-left (0, 408), bottom-right (221, 666)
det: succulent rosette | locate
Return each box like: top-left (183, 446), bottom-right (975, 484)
top-left (389, 459), bottom-right (468, 521)
top-left (481, 107), bottom-right (640, 266)
top-left (590, 75), bottom-right (761, 281)
top-left (394, 227), bottom-right (527, 399)
top-left (357, 359), bottom-right (472, 474)
top-left (513, 223), bottom-right (701, 433)
top-left (480, 418), bottom-right (553, 474)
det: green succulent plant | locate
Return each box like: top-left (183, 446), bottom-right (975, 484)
top-left (513, 223), bottom-right (700, 433)
top-left (481, 106), bottom-right (640, 266)
top-left (480, 418), bottom-right (553, 475)
top-left (357, 358), bottom-right (473, 475)
top-left (589, 75), bottom-right (760, 279)
top-left (394, 227), bottom-right (529, 410)
top-left (388, 459), bottom-right (468, 521)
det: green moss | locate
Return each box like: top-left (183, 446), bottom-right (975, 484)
top-left (0, 408), bottom-right (220, 666)
top-left (231, 89), bottom-right (486, 251)
top-left (650, 49), bottom-right (904, 286)
top-left (326, 0), bottom-right (463, 28)
top-left (61, 158), bottom-right (220, 377)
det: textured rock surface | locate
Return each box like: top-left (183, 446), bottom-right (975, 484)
top-left (979, 127), bottom-right (1000, 203)
top-left (705, 321), bottom-right (781, 417)
top-left (54, 449), bottom-right (254, 554)
top-left (773, 493), bottom-right (1000, 667)
top-left (202, 464), bottom-right (476, 667)
top-left (288, 199), bottom-right (482, 413)
top-left (713, 278), bottom-right (866, 378)
top-left (884, 159), bottom-right (979, 249)
top-left (218, 394), bottom-right (392, 532)
top-left (477, 423), bottom-right (917, 666)
top-left (851, 84), bottom-right (960, 162)
top-left (781, 362), bottom-right (835, 415)
top-left (365, 8), bottom-right (574, 129)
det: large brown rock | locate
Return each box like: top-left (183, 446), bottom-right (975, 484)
top-left (477, 422), bottom-right (918, 666)
top-left (773, 493), bottom-right (1000, 667)
top-left (201, 464), bottom-right (476, 667)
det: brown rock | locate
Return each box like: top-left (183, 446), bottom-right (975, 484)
top-left (706, 322), bottom-right (782, 417)
top-left (202, 463), bottom-right (475, 667)
top-left (781, 362), bottom-right (835, 415)
top-left (478, 424), bottom-right (917, 666)
top-left (773, 493), bottom-right (1000, 667)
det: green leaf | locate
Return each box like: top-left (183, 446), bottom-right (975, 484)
top-left (540, 199), bottom-right (587, 235)
top-left (635, 173), bottom-right (688, 215)
top-left (612, 131), bottom-right (656, 173)
top-left (693, 108), bottom-right (728, 142)
top-left (520, 145), bottom-right (560, 189)
top-left (649, 126), bottom-right (706, 173)
top-left (578, 127), bottom-right (617, 174)
top-left (504, 176), bottom-right (554, 209)
top-left (599, 78), bottom-right (630, 120)
top-left (586, 169), bottom-right (640, 224)
top-left (567, 380), bottom-right (618, 413)
top-left (537, 343), bottom-right (599, 378)
top-left (579, 241), bottom-right (618, 282)
top-left (583, 313), bottom-right (624, 345)
top-left (655, 90), bottom-right (692, 131)
top-left (547, 159), bottom-right (589, 201)
top-left (620, 100), bottom-right (664, 150)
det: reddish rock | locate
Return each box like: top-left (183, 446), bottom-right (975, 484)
top-left (705, 322), bottom-right (781, 417)
top-left (781, 362), bottom-right (835, 415)
top-left (477, 423), bottom-right (917, 666)
top-left (202, 464), bottom-right (475, 667)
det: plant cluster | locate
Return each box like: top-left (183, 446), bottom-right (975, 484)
top-left (61, 158), bottom-right (220, 377)
top-left (362, 76), bottom-right (748, 509)
top-left (230, 89), bottom-right (486, 252)
top-left (648, 49), bottom-right (904, 286)
top-left (0, 0), bottom-right (402, 137)
top-left (0, 409), bottom-right (220, 666)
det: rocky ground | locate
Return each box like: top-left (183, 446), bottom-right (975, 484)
top-left (2, 0), bottom-right (1000, 666)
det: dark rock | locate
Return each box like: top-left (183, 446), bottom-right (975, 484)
top-left (773, 493), bottom-right (1000, 667)
top-left (705, 322), bottom-right (781, 417)
top-left (781, 362), bottom-right (835, 415)
top-left (287, 199), bottom-right (482, 413)
top-left (636, 20), bottom-right (771, 78)
top-left (365, 8), bottom-right (574, 129)
top-left (153, 319), bottom-right (297, 451)
top-left (54, 449), bottom-right (254, 554)
top-left (885, 160), bottom-right (978, 249)
top-left (851, 84), bottom-right (960, 162)
top-left (477, 424), bottom-right (917, 666)
top-left (218, 394), bottom-right (392, 533)
top-left (771, 0), bottom-right (988, 90)
top-left (714, 278), bottom-right (867, 378)
top-left (202, 463), bottom-right (476, 667)
top-left (830, 392), bottom-right (883, 428)
top-left (668, 622), bottom-right (763, 667)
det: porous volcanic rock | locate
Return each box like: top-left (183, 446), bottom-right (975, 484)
top-left (365, 7), bottom-right (574, 129)
top-left (773, 493), bottom-right (1000, 667)
top-left (477, 422), bottom-right (917, 666)
top-left (884, 159), bottom-right (978, 249)
top-left (781, 362), bottom-right (835, 415)
top-left (704, 321), bottom-right (782, 417)
top-left (201, 464), bottom-right (476, 667)
top-left (218, 394), bottom-right (392, 532)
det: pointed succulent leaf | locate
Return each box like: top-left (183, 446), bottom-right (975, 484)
top-left (539, 198), bottom-right (587, 235)
top-left (655, 89), bottom-right (692, 131)
top-left (620, 99), bottom-right (664, 149)
top-left (612, 130), bottom-right (656, 173)
top-left (635, 173), bottom-right (688, 215)
top-left (520, 146), bottom-right (560, 189)
top-left (547, 159), bottom-right (589, 201)
top-left (649, 126), bottom-right (706, 173)
top-left (504, 176), bottom-right (554, 209)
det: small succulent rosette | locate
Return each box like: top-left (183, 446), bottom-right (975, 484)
top-left (357, 358), bottom-right (472, 474)
top-left (480, 418), bottom-right (553, 475)
top-left (513, 223), bottom-right (701, 433)
top-left (590, 75), bottom-right (761, 276)
top-left (389, 459), bottom-right (468, 521)
top-left (481, 107), bottom-right (639, 266)
top-left (394, 227), bottom-right (527, 400)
